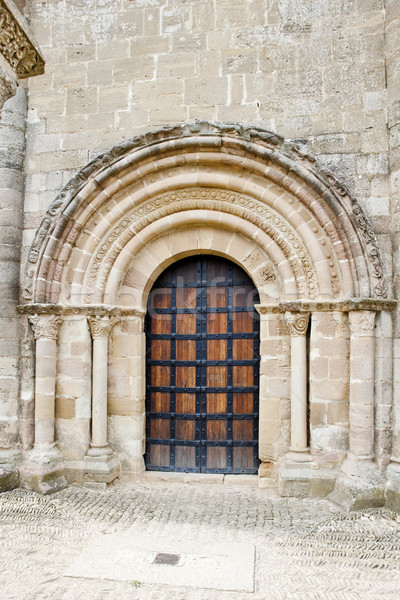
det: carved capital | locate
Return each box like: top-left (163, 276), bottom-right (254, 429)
top-left (348, 310), bottom-right (376, 337)
top-left (284, 312), bottom-right (310, 336)
top-left (88, 315), bottom-right (116, 339)
top-left (29, 314), bottom-right (62, 340)
top-left (0, 0), bottom-right (45, 79)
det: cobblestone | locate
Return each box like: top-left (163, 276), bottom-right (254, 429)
top-left (1, 482), bottom-right (400, 599)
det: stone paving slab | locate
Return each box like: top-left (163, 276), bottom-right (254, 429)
top-left (0, 482), bottom-right (400, 599)
top-left (66, 534), bottom-right (255, 592)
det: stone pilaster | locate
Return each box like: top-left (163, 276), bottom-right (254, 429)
top-left (19, 314), bottom-right (66, 494)
top-left (84, 315), bottom-right (120, 487)
top-left (330, 310), bottom-right (384, 509)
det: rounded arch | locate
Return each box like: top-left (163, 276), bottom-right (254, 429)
top-left (23, 122), bottom-right (387, 307)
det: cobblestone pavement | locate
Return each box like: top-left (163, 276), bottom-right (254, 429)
top-left (1, 481), bottom-right (400, 600)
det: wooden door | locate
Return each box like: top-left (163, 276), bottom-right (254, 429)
top-left (145, 256), bottom-right (259, 474)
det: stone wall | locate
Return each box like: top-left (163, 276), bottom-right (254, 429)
top-left (25, 0), bottom-right (390, 264)
top-left (385, 0), bottom-right (400, 510)
top-left (0, 88), bottom-right (27, 489)
top-left (6, 0), bottom-right (399, 503)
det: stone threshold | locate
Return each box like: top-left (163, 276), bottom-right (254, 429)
top-left (140, 472), bottom-right (259, 487)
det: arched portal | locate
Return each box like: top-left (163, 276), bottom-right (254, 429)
top-left (145, 255), bottom-right (260, 474)
top-left (20, 123), bottom-right (393, 500)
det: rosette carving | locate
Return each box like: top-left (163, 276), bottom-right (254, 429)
top-left (88, 315), bottom-right (116, 339)
top-left (29, 314), bottom-right (62, 340)
top-left (284, 312), bottom-right (310, 336)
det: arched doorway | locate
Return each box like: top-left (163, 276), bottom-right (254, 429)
top-left (145, 256), bottom-right (260, 474)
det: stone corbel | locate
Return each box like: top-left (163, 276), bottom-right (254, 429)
top-left (0, 0), bottom-right (45, 108)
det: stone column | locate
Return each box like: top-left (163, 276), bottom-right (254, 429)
top-left (29, 314), bottom-right (62, 448)
top-left (84, 315), bottom-right (120, 486)
top-left (19, 314), bottom-right (66, 494)
top-left (284, 312), bottom-right (310, 457)
top-left (329, 310), bottom-right (384, 510)
top-left (279, 311), bottom-right (321, 498)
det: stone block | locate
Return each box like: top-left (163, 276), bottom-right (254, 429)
top-left (0, 465), bottom-right (18, 491)
top-left (83, 452), bottom-right (120, 485)
top-left (113, 57), bottom-right (154, 84)
top-left (19, 462), bottom-right (67, 495)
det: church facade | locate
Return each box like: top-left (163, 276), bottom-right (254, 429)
top-left (1, 0), bottom-right (400, 510)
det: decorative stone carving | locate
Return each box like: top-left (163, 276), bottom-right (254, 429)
top-left (88, 315), bottom-right (116, 339)
top-left (29, 314), bottom-right (62, 340)
top-left (0, 0), bottom-right (45, 79)
top-left (84, 187), bottom-right (318, 303)
top-left (348, 310), bottom-right (376, 337)
top-left (23, 123), bottom-right (387, 304)
top-left (284, 312), bottom-right (310, 336)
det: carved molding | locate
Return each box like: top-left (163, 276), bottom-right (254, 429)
top-left (88, 315), bottom-right (116, 339)
top-left (23, 123), bottom-right (387, 302)
top-left (19, 301), bottom-right (395, 316)
top-left (29, 314), bottom-right (62, 340)
top-left (84, 187), bottom-right (319, 303)
top-left (284, 312), bottom-right (310, 336)
top-left (348, 310), bottom-right (376, 337)
top-left (0, 0), bottom-right (44, 79)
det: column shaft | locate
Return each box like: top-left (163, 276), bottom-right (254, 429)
top-left (29, 314), bottom-right (62, 448)
top-left (290, 335), bottom-right (308, 451)
top-left (284, 312), bottom-right (310, 455)
top-left (87, 316), bottom-right (115, 456)
top-left (91, 336), bottom-right (109, 448)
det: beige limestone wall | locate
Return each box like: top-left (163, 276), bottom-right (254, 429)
top-left (258, 313), bottom-right (290, 481)
top-left (309, 311), bottom-right (349, 468)
top-left (24, 0), bottom-right (391, 283)
top-left (0, 88), bottom-right (27, 469)
top-left (55, 316), bottom-right (91, 460)
top-left (108, 315), bottom-right (145, 475)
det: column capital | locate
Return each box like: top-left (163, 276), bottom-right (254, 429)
top-left (348, 310), bottom-right (376, 337)
top-left (88, 315), bottom-right (116, 339)
top-left (29, 314), bottom-right (62, 340)
top-left (284, 312), bottom-right (310, 336)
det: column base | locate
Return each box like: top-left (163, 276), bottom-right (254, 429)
top-left (0, 465), bottom-right (19, 492)
top-left (19, 443), bottom-right (67, 495)
top-left (385, 462), bottom-right (400, 513)
top-left (278, 451), bottom-right (336, 498)
top-left (0, 448), bottom-right (21, 491)
top-left (328, 457), bottom-right (385, 510)
top-left (83, 452), bottom-right (120, 488)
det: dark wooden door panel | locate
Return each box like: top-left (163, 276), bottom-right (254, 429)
top-left (145, 256), bottom-right (259, 474)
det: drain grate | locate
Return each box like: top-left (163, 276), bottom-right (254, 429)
top-left (153, 553), bottom-right (181, 566)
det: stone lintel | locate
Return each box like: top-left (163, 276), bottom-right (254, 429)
top-left (0, 0), bottom-right (45, 80)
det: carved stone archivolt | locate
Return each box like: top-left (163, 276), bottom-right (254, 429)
top-left (29, 314), bottom-right (62, 340)
top-left (83, 188), bottom-right (322, 304)
top-left (23, 123), bottom-right (388, 306)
